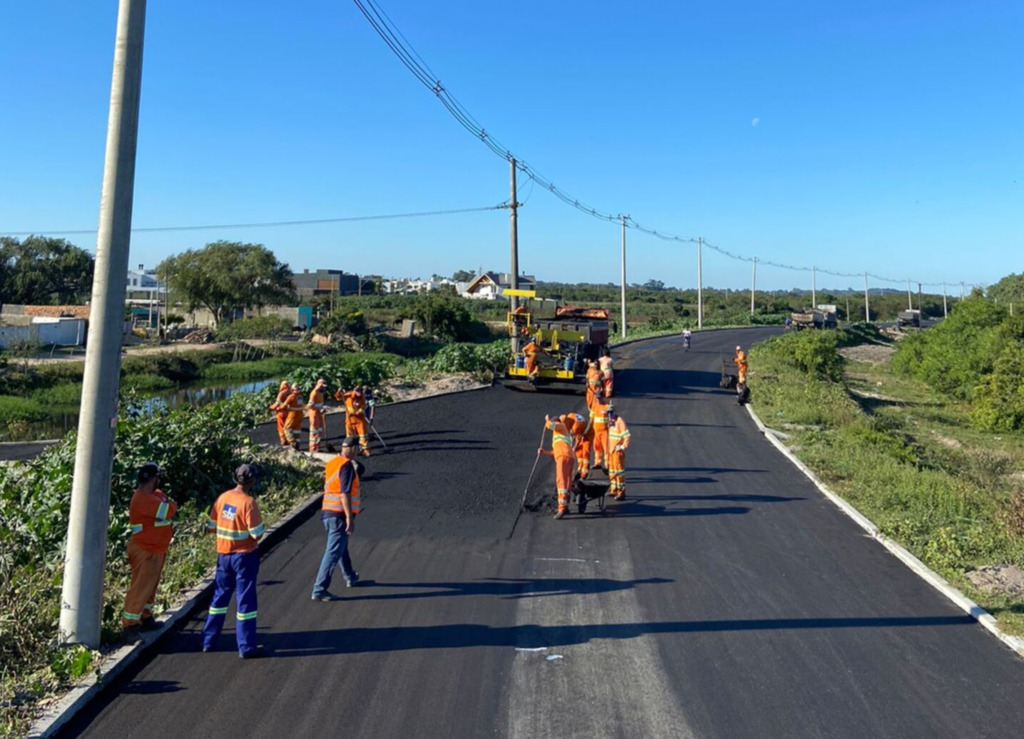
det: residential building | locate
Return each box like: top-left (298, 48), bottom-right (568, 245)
top-left (460, 272), bottom-right (536, 300)
top-left (292, 269), bottom-right (362, 297)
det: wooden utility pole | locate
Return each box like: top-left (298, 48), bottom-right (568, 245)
top-left (509, 159), bottom-right (520, 353)
top-left (811, 266), bottom-right (817, 310)
top-left (864, 272), bottom-right (870, 322)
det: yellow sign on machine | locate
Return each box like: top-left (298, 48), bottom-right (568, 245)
top-left (504, 288), bottom-right (536, 298)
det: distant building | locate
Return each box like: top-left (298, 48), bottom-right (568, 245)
top-left (292, 269), bottom-right (361, 297)
top-left (460, 272), bottom-right (536, 300)
top-left (126, 264), bottom-right (164, 303)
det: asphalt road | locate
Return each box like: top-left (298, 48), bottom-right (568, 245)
top-left (62, 328), bottom-right (1024, 738)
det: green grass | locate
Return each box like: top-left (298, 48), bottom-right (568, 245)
top-left (199, 357), bottom-right (314, 381)
top-left (749, 337), bottom-right (1024, 636)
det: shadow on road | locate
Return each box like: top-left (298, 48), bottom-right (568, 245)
top-left (248, 614), bottom-right (976, 658)
top-left (616, 368), bottom-right (726, 398)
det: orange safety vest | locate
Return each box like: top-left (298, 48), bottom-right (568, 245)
top-left (546, 419), bottom-right (573, 459)
top-left (342, 391), bottom-right (366, 418)
top-left (206, 488), bottom-right (265, 554)
top-left (129, 488), bottom-right (178, 554)
top-left (609, 416), bottom-right (631, 450)
top-left (308, 387), bottom-right (325, 411)
top-left (324, 456), bottom-right (361, 516)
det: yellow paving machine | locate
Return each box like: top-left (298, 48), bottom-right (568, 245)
top-left (503, 289), bottom-right (610, 392)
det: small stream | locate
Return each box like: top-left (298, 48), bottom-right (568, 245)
top-left (24, 379), bottom-right (278, 441)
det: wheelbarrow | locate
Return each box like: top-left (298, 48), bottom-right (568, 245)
top-left (572, 477), bottom-right (608, 515)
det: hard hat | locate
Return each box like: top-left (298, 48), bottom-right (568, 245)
top-left (137, 462), bottom-right (163, 484)
top-left (736, 345), bottom-right (742, 351)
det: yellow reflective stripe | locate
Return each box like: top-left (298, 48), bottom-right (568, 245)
top-left (155, 502), bottom-right (170, 520)
top-left (236, 611), bottom-right (258, 621)
top-left (209, 606), bottom-right (228, 616)
top-left (206, 517), bottom-right (217, 530)
top-left (153, 520), bottom-right (173, 527)
top-left (216, 527), bottom-right (250, 540)
top-left (249, 523), bottom-right (266, 537)
top-left (123, 611), bottom-right (142, 620)
top-left (552, 434), bottom-right (572, 445)
top-left (130, 524), bottom-right (144, 534)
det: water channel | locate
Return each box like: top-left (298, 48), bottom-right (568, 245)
top-left (24, 379), bottom-right (278, 441)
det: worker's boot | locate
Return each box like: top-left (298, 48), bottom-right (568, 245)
top-left (361, 448), bottom-right (371, 457)
top-left (553, 509), bottom-right (566, 520)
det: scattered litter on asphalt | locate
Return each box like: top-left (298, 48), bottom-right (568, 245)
top-left (515, 647), bottom-right (548, 653)
top-left (546, 655), bottom-right (564, 661)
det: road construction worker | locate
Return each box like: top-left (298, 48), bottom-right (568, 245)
top-left (363, 385), bottom-right (376, 424)
top-left (311, 436), bottom-right (362, 600)
top-left (307, 379), bottom-right (328, 453)
top-left (599, 348), bottom-right (614, 398)
top-left (283, 383), bottom-right (305, 449)
top-left (606, 405), bottom-right (631, 500)
top-left (270, 381), bottom-right (290, 446)
top-left (523, 337), bottom-right (540, 379)
top-left (562, 411), bottom-right (593, 478)
top-left (336, 386), bottom-right (371, 455)
top-left (585, 359), bottom-right (603, 410)
top-left (590, 398), bottom-right (612, 470)
top-left (202, 464), bottom-right (265, 659)
top-left (121, 463), bottom-right (177, 641)
top-left (734, 345), bottom-right (748, 386)
top-left (539, 414), bottom-right (575, 520)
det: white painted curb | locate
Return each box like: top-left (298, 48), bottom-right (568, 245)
top-left (743, 402), bottom-right (1024, 659)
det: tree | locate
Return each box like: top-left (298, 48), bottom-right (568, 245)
top-left (157, 241), bottom-right (295, 326)
top-left (403, 292), bottom-right (474, 342)
top-left (452, 269), bottom-right (475, 282)
top-left (988, 273), bottom-right (1024, 304)
top-left (643, 279), bottom-right (665, 291)
top-left (0, 236), bottom-right (94, 306)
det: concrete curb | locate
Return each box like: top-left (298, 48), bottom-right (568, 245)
top-left (743, 402), bottom-right (1024, 660)
top-left (27, 381), bottom-right (495, 737)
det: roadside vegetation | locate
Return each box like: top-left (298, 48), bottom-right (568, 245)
top-left (748, 316), bottom-right (1024, 636)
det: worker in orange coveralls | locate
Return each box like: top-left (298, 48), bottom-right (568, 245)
top-left (523, 337), bottom-right (540, 379)
top-left (270, 381), bottom-right (290, 446)
top-left (539, 414), bottom-right (575, 520)
top-left (335, 385), bottom-right (371, 455)
top-left (585, 359), bottom-right (603, 410)
top-left (562, 411), bottom-right (593, 479)
top-left (307, 378), bottom-right (328, 453)
top-left (734, 345), bottom-right (748, 386)
top-left (606, 405), bottom-right (632, 500)
top-left (121, 463), bottom-right (177, 642)
top-left (283, 383), bottom-right (305, 449)
top-left (599, 348), bottom-right (614, 398)
top-left (590, 397), bottom-right (612, 471)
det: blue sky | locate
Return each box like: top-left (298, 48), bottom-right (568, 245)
top-left (1, 1), bottom-right (1020, 292)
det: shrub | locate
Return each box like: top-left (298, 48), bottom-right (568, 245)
top-left (215, 315), bottom-right (294, 341)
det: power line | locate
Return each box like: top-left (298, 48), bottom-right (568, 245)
top-left (351, 0), bottom-right (974, 289)
top-left (3, 204), bottom-right (508, 237)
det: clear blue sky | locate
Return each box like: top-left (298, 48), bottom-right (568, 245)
top-left (1, 1), bottom-right (1020, 292)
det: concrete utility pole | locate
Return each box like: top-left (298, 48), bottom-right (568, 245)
top-left (960, 282), bottom-right (965, 300)
top-left (864, 272), bottom-right (870, 322)
top-left (942, 281), bottom-right (948, 318)
top-left (620, 215), bottom-right (627, 339)
top-left (61, 0), bottom-right (147, 648)
top-left (509, 159), bottom-right (520, 314)
top-left (811, 266), bottom-right (817, 310)
top-left (906, 279), bottom-right (913, 310)
top-left (697, 237), bottom-right (703, 330)
top-left (918, 282), bottom-right (923, 321)
top-left (750, 258), bottom-right (757, 316)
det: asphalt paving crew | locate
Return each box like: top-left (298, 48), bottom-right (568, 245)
top-left (270, 380), bottom-right (291, 446)
top-left (283, 382), bottom-right (306, 450)
top-left (307, 378), bottom-right (328, 453)
top-left (311, 436), bottom-right (362, 600)
top-left (562, 411), bottom-right (593, 479)
top-left (335, 385), bottom-right (372, 456)
top-left (539, 414), bottom-right (575, 519)
top-left (734, 345), bottom-right (748, 385)
top-left (585, 358), bottom-right (603, 410)
top-left (606, 405), bottom-right (632, 500)
top-left (590, 397), bottom-right (612, 471)
top-left (203, 464), bottom-right (265, 659)
top-left (599, 347), bottom-right (615, 398)
top-left (121, 463), bottom-right (177, 641)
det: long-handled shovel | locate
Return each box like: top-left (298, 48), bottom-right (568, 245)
top-left (509, 424), bottom-right (549, 537)
top-left (368, 419), bottom-right (389, 451)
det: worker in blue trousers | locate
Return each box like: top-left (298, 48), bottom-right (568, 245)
top-left (202, 464), bottom-right (266, 659)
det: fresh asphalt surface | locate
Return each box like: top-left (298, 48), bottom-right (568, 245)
top-left (62, 329), bottom-right (1024, 738)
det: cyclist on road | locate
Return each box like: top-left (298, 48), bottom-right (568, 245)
top-left (682, 327), bottom-right (692, 350)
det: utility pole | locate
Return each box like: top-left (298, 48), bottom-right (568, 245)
top-left (811, 266), bottom-right (817, 310)
top-left (750, 257), bottom-right (757, 316)
top-left (906, 279), bottom-right (913, 310)
top-left (960, 281), bottom-right (965, 300)
top-left (942, 281), bottom-right (948, 318)
top-left (620, 215), bottom-right (627, 339)
top-left (509, 158), bottom-right (520, 313)
top-left (918, 282), bottom-right (923, 323)
top-left (697, 237), bottom-right (703, 330)
top-left (864, 272), bottom-right (870, 322)
top-left (61, 0), bottom-right (147, 648)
